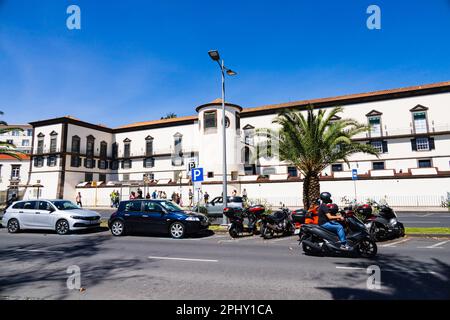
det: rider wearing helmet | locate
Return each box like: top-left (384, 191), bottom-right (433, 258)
top-left (318, 192), bottom-right (349, 250)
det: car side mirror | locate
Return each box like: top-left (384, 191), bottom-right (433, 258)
top-left (48, 208), bottom-right (55, 213)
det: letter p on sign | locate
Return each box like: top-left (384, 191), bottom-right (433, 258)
top-left (191, 168), bottom-right (204, 182)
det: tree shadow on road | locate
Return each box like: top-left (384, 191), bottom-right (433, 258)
top-left (318, 253), bottom-right (450, 299)
top-left (0, 235), bottom-right (156, 299)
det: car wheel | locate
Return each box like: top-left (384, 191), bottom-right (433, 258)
top-left (110, 220), bottom-right (125, 236)
top-left (7, 219), bottom-right (20, 233)
top-left (55, 219), bottom-right (70, 235)
top-left (170, 222), bottom-right (185, 239)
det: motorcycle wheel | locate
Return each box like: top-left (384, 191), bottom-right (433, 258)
top-left (369, 223), bottom-right (382, 242)
top-left (260, 224), bottom-right (266, 237)
top-left (357, 239), bottom-right (377, 258)
top-left (262, 227), bottom-right (274, 239)
top-left (228, 227), bottom-right (239, 238)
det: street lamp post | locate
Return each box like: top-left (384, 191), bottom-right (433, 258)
top-left (208, 50), bottom-right (237, 224)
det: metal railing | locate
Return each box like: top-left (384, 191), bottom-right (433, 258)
top-left (255, 194), bottom-right (448, 208)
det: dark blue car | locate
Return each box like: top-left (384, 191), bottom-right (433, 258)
top-left (108, 200), bottom-right (209, 238)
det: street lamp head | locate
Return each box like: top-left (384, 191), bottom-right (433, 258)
top-left (226, 69), bottom-right (237, 76)
top-left (208, 50), bottom-right (220, 61)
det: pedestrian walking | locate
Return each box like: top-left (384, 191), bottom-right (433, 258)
top-left (152, 190), bottom-right (157, 199)
top-left (129, 191), bottom-right (136, 200)
top-left (146, 192), bottom-right (151, 199)
top-left (242, 188), bottom-right (248, 202)
top-left (188, 189), bottom-right (193, 207)
top-left (76, 192), bottom-right (83, 207)
top-left (204, 191), bottom-right (209, 204)
top-left (114, 191), bottom-right (120, 207)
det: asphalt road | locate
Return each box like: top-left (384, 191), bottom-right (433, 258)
top-left (0, 227), bottom-right (449, 300)
top-left (93, 208), bottom-right (450, 228)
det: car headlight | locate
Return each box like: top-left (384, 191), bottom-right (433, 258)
top-left (389, 218), bottom-right (398, 226)
top-left (70, 216), bottom-right (84, 220)
top-left (186, 217), bottom-right (200, 221)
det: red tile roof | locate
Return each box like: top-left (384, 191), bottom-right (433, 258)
top-left (0, 153), bottom-right (30, 160)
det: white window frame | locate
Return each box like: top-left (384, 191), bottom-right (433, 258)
top-left (416, 137), bottom-right (430, 151)
top-left (371, 141), bottom-right (383, 153)
top-left (368, 116), bottom-right (382, 137)
top-left (413, 112), bottom-right (428, 134)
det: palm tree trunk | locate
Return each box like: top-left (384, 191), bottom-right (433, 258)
top-left (303, 173), bottom-right (320, 209)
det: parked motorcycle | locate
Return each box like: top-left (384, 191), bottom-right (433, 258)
top-left (223, 205), bottom-right (265, 238)
top-left (260, 207), bottom-right (295, 239)
top-left (356, 202), bottom-right (405, 241)
top-left (298, 209), bottom-right (378, 258)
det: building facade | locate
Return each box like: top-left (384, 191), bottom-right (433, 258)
top-left (25, 81), bottom-right (450, 207)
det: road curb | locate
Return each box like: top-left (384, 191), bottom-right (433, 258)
top-left (406, 233), bottom-right (450, 238)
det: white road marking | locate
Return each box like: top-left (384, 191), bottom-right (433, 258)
top-left (148, 256), bottom-right (218, 263)
top-left (419, 240), bottom-right (450, 249)
top-left (421, 213), bottom-right (436, 217)
top-left (381, 238), bottom-right (410, 247)
top-left (402, 221), bottom-right (441, 224)
top-left (336, 266), bottom-right (437, 275)
top-left (336, 266), bottom-right (365, 270)
top-left (271, 237), bottom-right (295, 242)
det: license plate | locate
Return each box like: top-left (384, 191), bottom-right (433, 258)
top-left (294, 229), bottom-right (300, 235)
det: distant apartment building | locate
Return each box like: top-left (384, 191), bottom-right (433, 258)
top-left (23, 81), bottom-right (450, 207)
top-left (0, 124), bottom-right (33, 154)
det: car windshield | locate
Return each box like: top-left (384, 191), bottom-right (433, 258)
top-left (51, 200), bottom-right (79, 210)
top-left (160, 201), bottom-right (183, 212)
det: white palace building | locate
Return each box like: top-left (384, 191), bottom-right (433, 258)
top-left (22, 81), bottom-right (450, 207)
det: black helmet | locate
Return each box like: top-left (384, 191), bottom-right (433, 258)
top-left (320, 192), bottom-right (332, 204)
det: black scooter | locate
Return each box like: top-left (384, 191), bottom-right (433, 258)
top-left (298, 210), bottom-right (377, 258)
top-left (223, 205), bottom-right (265, 238)
top-left (260, 207), bottom-right (295, 239)
top-left (357, 202), bottom-right (405, 241)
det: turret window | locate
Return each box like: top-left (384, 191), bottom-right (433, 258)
top-left (204, 111), bottom-right (217, 129)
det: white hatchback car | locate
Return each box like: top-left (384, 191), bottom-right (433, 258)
top-left (2, 199), bottom-right (101, 235)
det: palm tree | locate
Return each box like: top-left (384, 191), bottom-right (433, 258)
top-left (161, 113), bottom-right (177, 119)
top-left (0, 111), bottom-right (25, 160)
top-left (256, 106), bottom-right (380, 209)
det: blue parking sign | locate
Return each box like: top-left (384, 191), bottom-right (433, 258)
top-left (352, 169), bottom-right (358, 180)
top-left (191, 168), bottom-right (204, 182)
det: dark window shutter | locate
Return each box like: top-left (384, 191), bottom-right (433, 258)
top-left (83, 158), bottom-right (87, 168)
top-left (382, 141), bottom-right (388, 153)
top-left (47, 157), bottom-right (51, 166)
top-left (34, 157), bottom-right (38, 166)
top-left (411, 139), bottom-right (417, 151)
top-left (429, 137), bottom-right (435, 150)
top-left (121, 161), bottom-right (124, 169)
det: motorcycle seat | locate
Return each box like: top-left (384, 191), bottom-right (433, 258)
top-left (269, 211), bottom-right (287, 222)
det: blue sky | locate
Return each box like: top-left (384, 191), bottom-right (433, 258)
top-left (1, 0), bottom-right (449, 127)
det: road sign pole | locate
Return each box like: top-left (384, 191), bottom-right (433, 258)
top-left (352, 169), bottom-right (358, 202)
